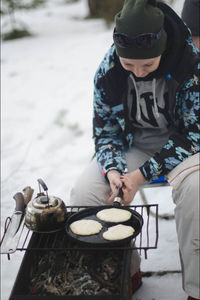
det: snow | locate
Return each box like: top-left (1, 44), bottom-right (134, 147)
top-left (1, 0), bottom-right (186, 299)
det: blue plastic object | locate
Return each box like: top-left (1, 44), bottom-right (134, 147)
top-left (151, 175), bottom-right (168, 184)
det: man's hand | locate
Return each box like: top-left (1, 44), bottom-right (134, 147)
top-left (120, 169), bottom-right (146, 205)
top-left (107, 170), bottom-right (122, 203)
top-left (107, 169), bottom-right (146, 205)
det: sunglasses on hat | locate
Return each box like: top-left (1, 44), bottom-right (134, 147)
top-left (113, 28), bottom-right (163, 49)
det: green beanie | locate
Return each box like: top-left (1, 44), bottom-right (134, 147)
top-left (114, 0), bottom-right (167, 59)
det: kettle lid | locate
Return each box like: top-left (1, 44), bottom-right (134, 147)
top-left (32, 194), bottom-right (59, 209)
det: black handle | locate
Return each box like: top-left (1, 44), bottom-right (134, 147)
top-left (116, 186), bottom-right (123, 198)
top-left (13, 192), bottom-right (25, 212)
top-left (37, 178), bottom-right (49, 205)
top-left (113, 186), bottom-right (124, 206)
top-left (37, 178), bottom-right (48, 192)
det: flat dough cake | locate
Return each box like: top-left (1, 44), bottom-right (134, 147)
top-left (70, 219), bottom-right (103, 236)
top-left (103, 224), bottom-right (134, 241)
top-left (96, 208), bottom-right (131, 223)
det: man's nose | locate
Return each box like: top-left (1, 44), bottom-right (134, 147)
top-left (132, 67), bottom-right (144, 77)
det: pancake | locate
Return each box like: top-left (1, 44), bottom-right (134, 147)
top-left (103, 224), bottom-right (134, 241)
top-left (96, 208), bottom-right (131, 223)
top-left (69, 219), bottom-right (103, 236)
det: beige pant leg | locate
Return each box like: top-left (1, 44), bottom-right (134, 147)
top-left (70, 147), bottom-right (151, 276)
top-left (70, 147), bottom-right (151, 206)
top-left (70, 157), bottom-right (109, 206)
top-left (172, 170), bottom-right (200, 299)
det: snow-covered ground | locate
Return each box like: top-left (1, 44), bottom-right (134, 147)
top-left (1, 0), bottom-right (186, 299)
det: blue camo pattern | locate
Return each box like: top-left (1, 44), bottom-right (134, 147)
top-left (93, 43), bottom-right (200, 182)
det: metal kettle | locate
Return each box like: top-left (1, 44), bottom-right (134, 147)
top-left (25, 179), bottom-right (67, 232)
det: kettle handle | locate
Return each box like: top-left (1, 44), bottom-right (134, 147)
top-left (37, 178), bottom-right (48, 192)
top-left (37, 178), bottom-right (49, 205)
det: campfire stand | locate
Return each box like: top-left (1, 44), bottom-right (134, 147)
top-left (1, 204), bottom-right (159, 300)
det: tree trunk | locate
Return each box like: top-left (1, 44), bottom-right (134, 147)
top-left (87, 0), bottom-right (102, 18)
top-left (87, 0), bottom-right (124, 22)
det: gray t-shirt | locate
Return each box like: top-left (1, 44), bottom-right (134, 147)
top-left (126, 74), bottom-right (174, 151)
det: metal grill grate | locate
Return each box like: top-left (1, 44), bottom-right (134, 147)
top-left (1, 204), bottom-right (158, 259)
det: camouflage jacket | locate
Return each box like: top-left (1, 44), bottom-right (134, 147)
top-left (92, 3), bottom-right (200, 182)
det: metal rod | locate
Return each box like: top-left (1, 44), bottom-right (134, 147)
top-left (146, 206), bottom-right (150, 248)
top-left (155, 204), bottom-right (159, 248)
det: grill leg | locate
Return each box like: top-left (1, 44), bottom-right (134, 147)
top-left (139, 187), bottom-right (174, 220)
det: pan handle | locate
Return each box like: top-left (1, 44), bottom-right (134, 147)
top-left (113, 185), bottom-right (123, 206)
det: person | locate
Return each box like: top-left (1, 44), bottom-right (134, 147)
top-left (181, 0), bottom-right (200, 50)
top-left (70, 0), bottom-right (200, 299)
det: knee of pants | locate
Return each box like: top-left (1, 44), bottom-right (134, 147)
top-left (70, 178), bottom-right (109, 206)
top-left (70, 186), bottom-right (85, 206)
top-left (70, 158), bottom-right (111, 206)
top-left (70, 181), bottom-right (93, 206)
top-left (173, 171), bottom-right (199, 209)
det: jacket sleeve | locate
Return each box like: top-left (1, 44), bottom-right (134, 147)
top-left (140, 65), bottom-right (200, 182)
top-left (92, 48), bottom-right (128, 177)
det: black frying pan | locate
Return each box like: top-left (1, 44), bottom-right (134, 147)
top-left (65, 188), bottom-right (143, 247)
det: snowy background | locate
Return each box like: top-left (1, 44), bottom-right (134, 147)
top-left (1, 0), bottom-right (187, 299)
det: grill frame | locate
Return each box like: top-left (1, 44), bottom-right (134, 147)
top-left (1, 204), bottom-right (159, 300)
top-left (9, 231), bottom-right (132, 300)
top-left (1, 204), bottom-right (158, 258)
